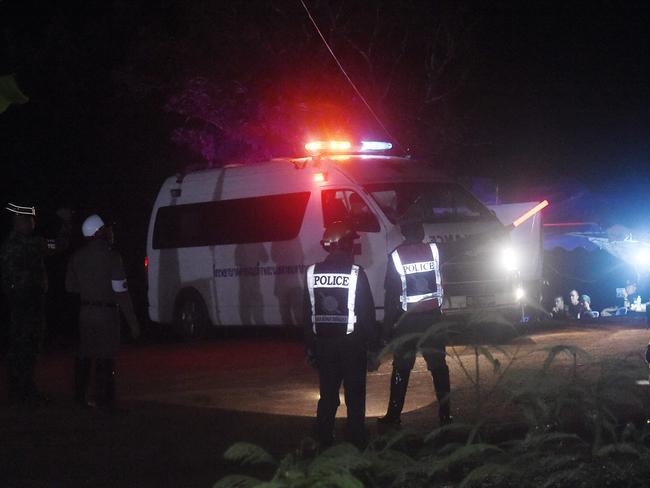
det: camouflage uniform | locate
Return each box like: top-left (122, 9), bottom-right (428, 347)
top-left (1, 232), bottom-right (49, 402)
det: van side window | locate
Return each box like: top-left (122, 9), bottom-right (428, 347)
top-left (322, 190), bottom-right (380, 233)
top-left (153, 192), bottom-right (310, 249)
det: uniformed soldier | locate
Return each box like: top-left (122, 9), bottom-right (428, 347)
top-left (304, 221), bottom-right (379, 447)
top-left (65, 214), bottom-right (140, 411)
top-left (378, 205), bottom-right (451, 426)
top-left (1, 203), bottom-right (71, 405)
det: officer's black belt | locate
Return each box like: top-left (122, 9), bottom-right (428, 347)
top-left (81, 300), bottom-right (118, 309)
top-left (315, 324), bottom-right (348, 337)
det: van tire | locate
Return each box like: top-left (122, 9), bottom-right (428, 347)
top-left (174, 290), bottom-right (209, 341)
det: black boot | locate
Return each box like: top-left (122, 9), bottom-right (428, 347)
top-left (378, 368), bottom-right (410, 425)
top-left (7, 369), bottom-right (22, 405)
top-left (74, 357), bottom-right (93, 407)
top-left (432, 367), bottom-right (452, 425)
top-left (96, 359), bottom-right (116, 412)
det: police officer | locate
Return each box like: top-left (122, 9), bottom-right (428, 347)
top-left (378, 205), bottom-right (451, 426)
top-left (65, 214), bottom-right (140, 411)
top-left (1, 203), bottom-right (71, 405)
top-left (304, 221), bottom-right (378, 447)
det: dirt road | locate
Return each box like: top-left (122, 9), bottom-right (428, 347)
top-left (1, 322), bottom-right (648, 487)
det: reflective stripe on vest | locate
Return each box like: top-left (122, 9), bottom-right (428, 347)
top-left (307, 264), bottom-right (359, 334)
top-left (391, 243), bottom-right (443, 311)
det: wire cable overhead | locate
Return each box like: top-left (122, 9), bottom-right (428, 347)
top-left (298, 0), bottom-right (402, 150)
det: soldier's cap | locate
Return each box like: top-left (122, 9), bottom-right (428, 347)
top-left (5, 203), bottom-right (36, 216)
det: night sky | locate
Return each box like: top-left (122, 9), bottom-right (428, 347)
top-left (1, 0), bottom-right (649, 252)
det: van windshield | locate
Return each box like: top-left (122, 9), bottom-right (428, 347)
top-left (364, 182), bottom-right (496, 224)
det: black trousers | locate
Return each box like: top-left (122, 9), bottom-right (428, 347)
top-left (6, 294), bottom-right (45, 401)
top-left (388, 310), bottom-right (451, 419)
top-left (74, 357), bottom-right (115, 408)
top-left (315, 335), bottom-right (367, 445)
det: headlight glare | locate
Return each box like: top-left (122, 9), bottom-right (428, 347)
top-left (635, 248), bottom-right (650, 268)
top-left (515, 287), bottom-right (525, 301)
top-left (500, 247), bottom-right (519, 272)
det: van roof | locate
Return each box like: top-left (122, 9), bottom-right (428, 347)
top-left (324, 155), bottom-right (449, 184)
top-left (177, 155), bottom-right (450, 186)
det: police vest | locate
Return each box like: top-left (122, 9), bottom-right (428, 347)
top-left (391, 242), bottom-right (442, 312)
top-left (307, 263), bottom-right (359, 334)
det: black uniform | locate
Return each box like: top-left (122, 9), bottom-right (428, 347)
top-left (304, 253), bottom-right (377, 446)
top-left (382, 240), bottom-right (450, 422)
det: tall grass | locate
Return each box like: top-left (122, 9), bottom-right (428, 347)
top-left (215, 316), bottom-right (650, 487)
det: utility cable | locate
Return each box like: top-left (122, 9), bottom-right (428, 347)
top-left (298, 0), bottom-right (403, 151)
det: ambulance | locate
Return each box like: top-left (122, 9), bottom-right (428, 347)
top-left (146, 140), bottom-right (543, 339)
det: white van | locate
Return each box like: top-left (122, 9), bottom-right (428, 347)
top-left (146, 143), bottom-right (539, 338)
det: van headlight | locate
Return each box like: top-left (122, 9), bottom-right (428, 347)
top-left (500, 247), bottom-right (519, 272)
top-left (515, 286), bottom-right (525, 301)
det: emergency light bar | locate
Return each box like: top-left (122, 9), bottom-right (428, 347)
top-left (304, 139), bottom-right (392, 154)
top-left (305, 140), bottom-right (351, 153)
top-left (512, 200), bottom-right (549, 228)
top-left (360, 140), bottom-right (393, 151)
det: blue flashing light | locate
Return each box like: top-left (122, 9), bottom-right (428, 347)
top-left (360, 141), bottom-right (393, 152)
top-left (635, 247), bottom-right (650, 268)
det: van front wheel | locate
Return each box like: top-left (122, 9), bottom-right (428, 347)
top-left (174, 291), bottom-right (209, 341)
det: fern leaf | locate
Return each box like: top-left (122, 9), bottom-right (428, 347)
top-left (478, 346), bottom-right (501, 374)
top-left (522, 432), bottom-right (587, 450)
top-left (595, 442), bottom-right (644, 458)
top-left (445, 443), bottom-right (503, 464)
top-left (435, 442), bottom-right (465, 456)
top-left (379, 428), bottom-right (420, 451)
top-left (428, 443), bottom-right (502, 476)
top-left (213, 474), bottom-right (264, 488)
top-left (424, 422), bottom-right (474, 444)
top-left (541, 345), bottom-right (591, 372)
top-left (417, 322), bottom-right (452, 348)
top-left (489, 344), bottom-right (512, 360)
top-left (380, 333), bottom-right (423, 358)
top-left (223, 442), bottom-right (277, 466)
top-left (311, 472), bottom-right (365, 488)
top-left (318, 443), bottom-right (360, 458)
top-left (308, 443), bottom-right (371, 478)
top-left (533, 454), bottom-right (579, 473)
top-left (363, 449), bottom-right (415, 481)
top-left (459, 462), bottom-right (516, 488)
top-left (540, 467), bottom-right (585, 488)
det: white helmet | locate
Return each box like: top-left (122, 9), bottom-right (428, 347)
top-left (82, 214), bottom-right (105, 237)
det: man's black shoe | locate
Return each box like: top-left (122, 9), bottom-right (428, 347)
top-left (377, 414), bottom-right (401, 425)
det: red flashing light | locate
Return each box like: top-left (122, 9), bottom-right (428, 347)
top-left (305, 140), bottom-right (351, 153)
top-left (313, 172), bottom-right (327, 183)
top-left (144, 256), bottom-right (149, 269)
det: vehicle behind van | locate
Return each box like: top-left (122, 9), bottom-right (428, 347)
top-left (146, 148), bottom-right (538, 339)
